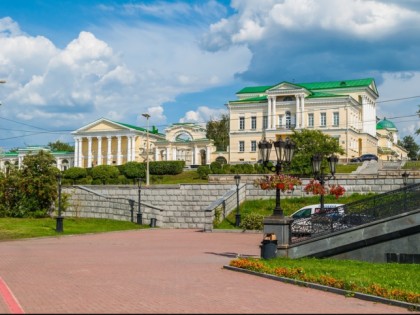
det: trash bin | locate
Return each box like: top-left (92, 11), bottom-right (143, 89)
top-left (150, 218), bottom-right (157, 228)
top-left (260, 233), bottom-right (278, 259)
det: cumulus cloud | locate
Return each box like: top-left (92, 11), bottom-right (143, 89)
top-left (179, 106), bottom-right (227, 123)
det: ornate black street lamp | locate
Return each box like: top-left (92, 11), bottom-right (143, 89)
top-left (402, 171), bottom-right (409, 186)
top-left (234, 174), bottom-right (241, 227)
top-left (310, 153), bottom-right (338, 212)
top-left (56, 173), bottom-right (64, 232)
top-left (258, 137), bottom-right (295, 217)
top-left (136, 177), bottom-right (143, 224)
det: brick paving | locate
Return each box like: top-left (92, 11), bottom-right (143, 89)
top-left (0, 229), bottom-right (415, 314)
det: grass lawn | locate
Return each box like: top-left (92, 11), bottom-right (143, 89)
top-left (0, 217), bottom-right (148, 241)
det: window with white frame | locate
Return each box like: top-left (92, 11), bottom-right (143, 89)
top-left (239, 117), bottom-right (245, 130)
top-left (251, 140), bottom-right (257, 152)
top-left (286, 111), bottom-right (292, 128)
top-left (333, 112), bottom-right (339, 126)
top-left (263, 116), bottom-right (268, 129)
top-left (320, 112), bottom-right (326, 127)
top-left (239, 141), bottom-right (245, 152)
top-left (308, 113), bottom-right (314, 127)
top-left (251, 116), bottom-right (257, 129)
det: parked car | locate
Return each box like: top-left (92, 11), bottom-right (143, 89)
top-left (350, 154), bottom-right (378, 162)
top-left (291, 204), bottom-right (344, 236)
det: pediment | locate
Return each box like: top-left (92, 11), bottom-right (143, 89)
top-left (72, 118), bottom-right (130, 134)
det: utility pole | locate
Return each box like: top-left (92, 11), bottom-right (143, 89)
top-left (142, 113), bottom-right (151, 186)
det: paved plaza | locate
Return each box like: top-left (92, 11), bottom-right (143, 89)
top-left (0, 229), bottom-right (415, 314)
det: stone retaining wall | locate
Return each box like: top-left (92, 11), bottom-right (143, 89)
top-left (63, 175), bottom-right (419, 230)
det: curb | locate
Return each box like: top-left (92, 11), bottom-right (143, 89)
top-left (223, 265), bottom-right (419, 312)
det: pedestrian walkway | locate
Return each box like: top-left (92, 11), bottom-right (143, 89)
top-left (0, 229), bottom-right (414, 314)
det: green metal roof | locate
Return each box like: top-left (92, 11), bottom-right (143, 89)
top-left (230, 95), bottom-right (268, 103)
top-left (236, 78), bottom-right (375, 94)
top-left (376, 118), bottom-right (397, 130)
top-left (113, 121), bottom-right (164, 136)
top-left (297, 78), bottom-right (375, 90)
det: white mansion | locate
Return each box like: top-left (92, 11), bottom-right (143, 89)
top-left (0, 77), bottom-right (408, 171)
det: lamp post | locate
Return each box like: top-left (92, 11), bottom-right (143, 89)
top-left (310, 153), bottom-right (338, 212)
top-left (402, 171), bottom-right (409, 186)
top-left (234, 174), bottom-right (241, 227)
top-left (56, 173), bottom-right (64, 232)
top-left (136, 177), bottom-right (143, 224)
top-left (258, 137), bottom-right (295, 217)
top-left (142, 113), bottom-right (151, 186)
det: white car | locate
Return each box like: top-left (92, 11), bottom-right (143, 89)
top-left (291, 204), bottom-right (345, 236)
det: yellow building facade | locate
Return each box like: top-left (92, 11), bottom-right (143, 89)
top-left (227, 78), bottom-right (380, 163)
top-left (71, 118), bottom-right (216, 168)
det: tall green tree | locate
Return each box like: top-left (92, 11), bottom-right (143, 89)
top-left (289, 129), bottom-right (345, 176)
top-left (48, 140), bottom-right (74, 152)
top-left (206, 114), bottom-right (229, 151)
top-left (0, 151), bottom-right (59, 218)
top-left (398, 135), bottom-right (419, 160)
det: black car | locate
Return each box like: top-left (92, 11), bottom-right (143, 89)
top-left (351, 154), bottom-right (378, 162)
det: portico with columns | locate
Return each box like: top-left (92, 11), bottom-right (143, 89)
top-left (72, 119), bottom-right (217, 168)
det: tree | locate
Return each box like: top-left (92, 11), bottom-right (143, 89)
top-left (398, 136), bottom-right (419, 160)
top-left (289, 129), bottom-right (345, 176)
top-left (48, 140), bottom-right (74, 152)
top-left (206, 114), bottom-right (229, 151)
top-left (0, 151), bottom-right (59, 218)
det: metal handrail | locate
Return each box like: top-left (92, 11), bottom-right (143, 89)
top-left (291, 183), bottom-right (420, 243)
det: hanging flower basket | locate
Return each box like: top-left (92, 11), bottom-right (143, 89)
top-left (329, 184), bottom-right (346, 199)
top-left (254, 174), bottom-right (302, 193)
top-left (304, 179), bottom-right (346, 199)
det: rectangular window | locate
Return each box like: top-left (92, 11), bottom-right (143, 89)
top-left (263, 116), bottom-right (268, 129)
top-left (239, 117), bottom-right (245, 130)
top-left (333, 112), bottom-right (339, 126)
top-left (239, 141), bottom-right (245, 152)
top-left (251, 116), bottom-right (257, 129)
top-left (308, 113), bottom-right (314, 127)
top-left (320, 112), bottom-right (326, 127)
top-left (251, 140), bottom-right (257, 152)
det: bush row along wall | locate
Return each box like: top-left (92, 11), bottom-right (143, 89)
top-left (63, 176), bottom-right (418, 230)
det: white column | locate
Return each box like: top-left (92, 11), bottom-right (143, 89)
top-left (295, 94), bottom-right (300, 128)
top-left (78, 138), bottom-right (83, 167)
top-left (172, 147), bottom-right (177, 161)
top-left (107, 136), bottom-right (112, 165)
top-left (131, 136), bottom-right (136, 161)
top-left (74, 137), bottom-right (79, 167)
top-left (117, 136), bottom-right (122, 165)
top-left (97, 136), bottom-right (102, 165)
top-left (272, 96), bottom-right (277, 129)
top-left (193, 145), bottom-right (197, 165)
top-left (166, 147), bottom-right (170, 161)
top-left (267, 97), bottom-right (272, 129)
top-left (301, 94), bottom-right (305, 128)
top-left (206, 146), bottom-right (211, 164)
top-left (87, 137), bottom-right (92, 168)
top-left (154, 147), bottom-right (158, 161)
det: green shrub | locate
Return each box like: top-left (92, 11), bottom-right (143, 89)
top-left (239, 213), bottom-right (264, 230)
top-left (210, 161), bottom-right (224, 174)
top-left (149, 161), bottom-right (185, 175)
top-left (91, 165), bottom-right (120, 184)
top-left (197, 165), bottom-right (210, 179)
top-left (63, 167), bottom-right (87, 184)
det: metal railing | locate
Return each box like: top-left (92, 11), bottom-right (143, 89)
top-left (291, 183), bottom-right (420, 243)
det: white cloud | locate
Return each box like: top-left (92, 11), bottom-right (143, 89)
top-left (179, 106), bottom-right (227, 123)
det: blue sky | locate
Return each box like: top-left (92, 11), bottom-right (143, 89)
top-left (0, 0), bottom-right (419, 151)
